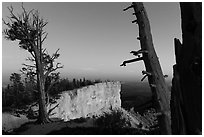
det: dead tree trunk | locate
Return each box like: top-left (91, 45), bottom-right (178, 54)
top-left (35, 32), bottom-right (51, 124)
top-left (36, 60), bottom-right (50, 123)
top-left (171, 2), bottom-right (202, 134)
top-left (122, 2), bottom-right (171, 134)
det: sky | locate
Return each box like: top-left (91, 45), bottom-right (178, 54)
top-left (2, 2), bottom-right (182, 84)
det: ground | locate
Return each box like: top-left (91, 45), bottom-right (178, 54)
top-left (5, 118), bottom-right (158, 135)
top-left (3, 107), bottom-right (159, 135)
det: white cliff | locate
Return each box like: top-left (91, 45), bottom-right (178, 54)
top-left (48, 81), bottom-right (121, 121)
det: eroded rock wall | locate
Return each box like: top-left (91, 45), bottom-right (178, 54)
top-left (48, 82), bottom-right (121, 121)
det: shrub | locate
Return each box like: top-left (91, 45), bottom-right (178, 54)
top-left (95, 109), bottom-right (130, 128)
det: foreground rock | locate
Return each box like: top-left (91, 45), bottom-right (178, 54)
top-left (2, 113), bottom-right (34, 132)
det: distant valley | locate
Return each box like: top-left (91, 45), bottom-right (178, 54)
top-left (121, 81), bottom-right (172, 111)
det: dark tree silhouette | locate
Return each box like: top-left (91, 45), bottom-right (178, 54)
top-left (171, 2), bottom-right (202, 134)
top-left (122, 2), bottom-right (171, 134)
top-left (3, 4), bottom-right (63, 123)
top-left (9, 73), bottom-right (24, 107)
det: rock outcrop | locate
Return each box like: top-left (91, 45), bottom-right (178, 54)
top-left (48, 82), bottom-right (121, 121)
top-left (2, 113), bottom-right (33, 132)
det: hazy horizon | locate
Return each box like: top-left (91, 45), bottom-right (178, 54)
top-left (2, 2), bottom-right (181, 85)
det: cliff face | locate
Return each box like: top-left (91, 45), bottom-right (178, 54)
top-left (48, 82), bottom-right (121, 121)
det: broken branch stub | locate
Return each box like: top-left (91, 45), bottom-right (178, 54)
top-left (130, 50), bottom-right (148, 56)
top-left (142, 70), bottom-right (152, 76)
top-left (132, 20), bottom-right (138, 24)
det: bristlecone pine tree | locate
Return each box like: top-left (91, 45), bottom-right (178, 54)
top-left (3, 4), bottom-right (63, 123)
top-left (121, 2), bottom-right (171, 134)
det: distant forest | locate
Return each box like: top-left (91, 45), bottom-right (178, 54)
top-left (2, 72), bottom-right (103, 109)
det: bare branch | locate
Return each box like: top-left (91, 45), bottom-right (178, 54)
top-left (26, 57), bottom-right (35, 62)
top-left (2, 18), bottom-right (12, 28)
top-left (123, 4), bottom-right (134, 11)
top-left (42, 48), bottom-right (46, 54)
top-left (8, 5), bottom-right (13, 12)
top-left (40, 21), bottom-right (48, 28)
top-left (120, 57), bottom-right (143, 66)
top-left (7, 16), bottom-right (15, 24)
top-left (30, 51), bottom-right (35, 58)
top-left (141, 74), bottom-right (148, 81)
top-left (21, 2), bottom-right (27, 15)
top-left (22, 63), bottom-right (36, 68)
top-left (42, 33), bottom-right (48, 43)
top-left (132, 20), bottom-right (138, 24)
top-left (52, 63), bottom-right (63, 72)
top-left (44, 63), bottom-right (63, 79)
top-left (7, 5), bottom-right (19, 22)
top-left (48, 104), bottom-right (59, 116)
top-left (51, 49), bottom-right (60, 60)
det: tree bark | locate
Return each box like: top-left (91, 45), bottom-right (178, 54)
top-left (131, 2), bottom-right (171, 134)
top-left (37, 75), bottom-right (50, 123)
top-left (171, 2), bottom-right (202, 134)
top-left (35, 47), bottom-right (50, 123)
